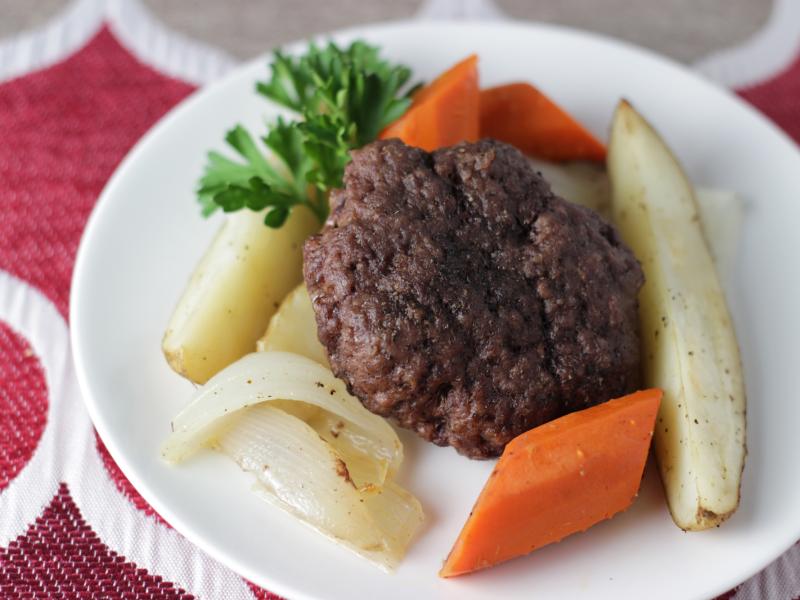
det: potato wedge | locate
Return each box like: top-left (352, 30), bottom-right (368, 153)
top-left (162, 206), bottom-right (320, 384)
top-left (256, 283), bottom-right (329, 367)
top-left (607, 100), bottom-right (746, 530)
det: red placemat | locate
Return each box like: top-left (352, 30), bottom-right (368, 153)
top-left (0, 12), bottom-right (798, 600)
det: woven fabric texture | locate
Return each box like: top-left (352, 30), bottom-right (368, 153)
top-left (0, 10), bottom-right (798, 598)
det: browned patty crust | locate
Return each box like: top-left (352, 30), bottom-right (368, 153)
top-left (304, 139), bottom-right (644, 458)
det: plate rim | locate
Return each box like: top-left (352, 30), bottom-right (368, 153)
top-left (70, 18), bottom-right (800, 600)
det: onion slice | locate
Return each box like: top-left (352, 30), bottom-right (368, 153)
top-left (217, 404), bottom-right (422, 571)
top-left (161, 351), bottom-right (402, 480)
top-left (217, 404), bottom-right (384, 548)
top-left (162, 350), bottom-right (423, 570)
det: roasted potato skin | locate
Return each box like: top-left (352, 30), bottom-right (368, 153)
top-left (608, 100), bottom-right (746, 531)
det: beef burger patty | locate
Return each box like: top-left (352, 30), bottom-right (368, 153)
top-left (303, 139), bottom-right (644, 459)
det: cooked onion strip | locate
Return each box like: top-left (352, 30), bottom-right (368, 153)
top-left (161, 351), bottom-right (402, 478)
top-left (693, 187), bottom-right (743, 283)
top-left (529, 158), bottom-right (611, 215)
top-left (217, 404), bottom-right (422, 570)
top-left (217, 405), bottom-right (384, 548)
top-left (307, 410), bottom-right (389, 490)
top-left (162, 350), bottom-right (422, 569)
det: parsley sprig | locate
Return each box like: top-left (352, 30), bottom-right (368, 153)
top-left (198, 41), bottom-right (418, 228)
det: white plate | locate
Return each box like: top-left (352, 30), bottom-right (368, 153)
top-left (71, 20), bottom-right (800, 600)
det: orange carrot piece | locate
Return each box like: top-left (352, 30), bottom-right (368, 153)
top-left (440, 389), bottom-right (662, 578)
top-left (479, 82), bottom-right (606, 162)
top-left (380, 55), bottom-right (479, 151)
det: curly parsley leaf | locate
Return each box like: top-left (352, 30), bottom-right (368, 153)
top-left (255, 49), bottom-right (313, 113)
top-left (260, 41), bottom-right (416, 145)
top-left (199, 121), bottom-right (324, 227)
top-left (298, 113), bottom-right (352, 191)
top-left (198, 40), bottom-right (419, 228)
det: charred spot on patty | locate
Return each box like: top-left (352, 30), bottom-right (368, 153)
top-left (303, 138), bottom-right (644, 459)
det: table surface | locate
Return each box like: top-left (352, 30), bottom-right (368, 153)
top-left (0, 1), bottom-right (798, 599)
top-left (3, 0), bottom-right (772, 64)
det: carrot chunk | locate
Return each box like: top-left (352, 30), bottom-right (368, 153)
top-left (380, 55), bottom-right (479, 151)
top-left (479, 82), bottom-right (606, 162)
top-left (440, 389), bottom-right (662, 577)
